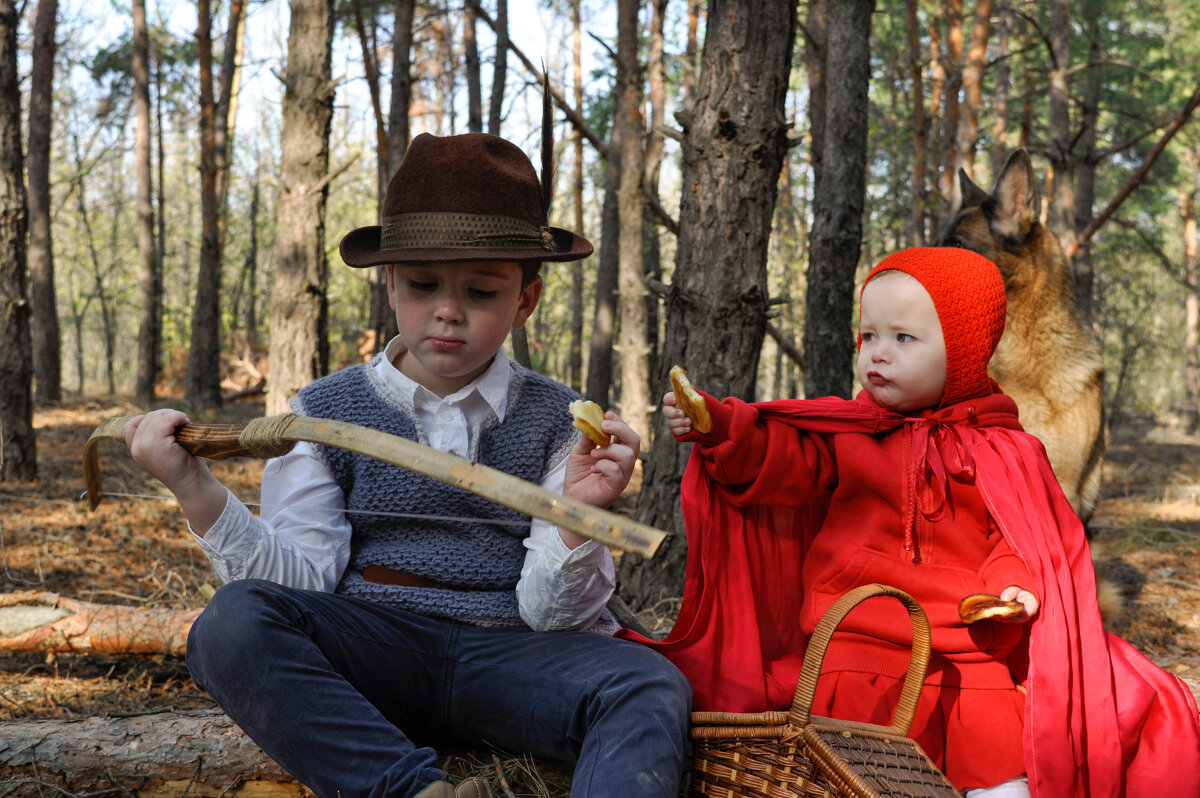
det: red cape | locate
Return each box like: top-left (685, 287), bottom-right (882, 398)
top-left (621, 393), bottom-right (1200, 797)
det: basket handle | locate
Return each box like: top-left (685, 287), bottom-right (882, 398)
top-left (789, 583), bottom-right (932, 737)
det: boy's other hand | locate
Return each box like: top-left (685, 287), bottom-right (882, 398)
top-left (564, 410), bottom-right (640, 512)
top-left (662, 392), bottom-right (692, 437)
top-left (124, 409), bottom-right (213, 496)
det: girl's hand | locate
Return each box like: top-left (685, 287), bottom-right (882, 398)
top-left (999, 585), bottom-right (1040, 621)
top-left (662, 392), bottom-right (692, 437)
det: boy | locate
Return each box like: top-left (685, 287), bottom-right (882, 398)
top-left (638, 248), bottom-right (1200, 796)
top-left (125, 132), bottom-right (691, 798)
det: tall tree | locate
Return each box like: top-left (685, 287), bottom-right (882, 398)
top-left (132, 0), bottom-right (160, 406)
top-left (1047, 0), bottom-right (1074, 245)
top-left (623, 0), bottom-right (800, 607)
top-left (567, 0), bottom-right (585, 393)
top-left (955, 0), bottom-right (993, 177)
top-left (615, 0), bottom-right (650, 440)
top-left (464, 2), bottom-right (483, 133)
top-left (27, 0), bottom-right (59, 406)
top-left (487, 0), bottom-right (508, 136)
top-left (185, 0), bottom-right (224, 407)
top-left (266, 0), bottom-right (336, 415)
top-left (352, 0), bottom-right (399, 355)
top-left (802, 0), bottom-right (874, 400)
top-left (0, 0), bottom-right (34, 480)
top-left (905, 0), bottom-right (928, 245)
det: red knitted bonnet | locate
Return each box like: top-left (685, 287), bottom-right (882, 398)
top-left (860, 247), bottom-right (1007, 406)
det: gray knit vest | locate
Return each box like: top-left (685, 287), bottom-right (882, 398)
top-left (293, 355), bottom-right (578, 626)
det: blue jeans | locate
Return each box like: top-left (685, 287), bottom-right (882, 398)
top-left (186, 579), bottom-right (691, 798)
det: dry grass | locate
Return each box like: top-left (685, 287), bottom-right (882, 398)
top-left (4, 400), bottom-right (1200, 794)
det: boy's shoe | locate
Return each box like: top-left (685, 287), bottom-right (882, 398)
top-left (413, 777), bottom-right (494, 798)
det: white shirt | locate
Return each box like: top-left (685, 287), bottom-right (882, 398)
top-left (193, 340), bottom-right (616, 632)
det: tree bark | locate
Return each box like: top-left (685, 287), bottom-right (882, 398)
top-left (1047, 0), bottom-right (1074, 246)
top-left (1072, 8), bottom-right (1102, 321)
top-left (586, 84), bottom-right (623, 405)
top-left (352, 0), bottom-right (397, 357)
top-left (615, 0), bottom-right (649, 441)
top-left (905, 0), bottom-right (927, 245)
top-left (266, 0), bottom-right (336, 415)
top-left (0, 592), bottom-right (200, 657)
top-left (0, 709), bottom-right (306, 796)
top-left (487, 0), bottom-right (508, 136)
top-left (27, 0), bottom-right (60, 407)
top-left (568, 0), bottom-right (585, 393)
top-left (622, 0), bottom-right (799, 607)
top-left (991, 1), bottom-right (1012, 178)
top-left (464, 2), bottom-right (483, 133)
top-left (1183, 158), bottom-right (1199, 434)
top-left (936, 0), bottom-right (962, 226)
top-left (133, 0), bottom-right (160, 406)
top-left (388, 0), bottom-right (415, 175)
top-left (0, 0), bottom-right (34, 481)
top-left (955, 0), bottom-right (993, 177)
top-left (186, 0), bottom-right (224, 409)
top-left (802, 0), bottom-right (874, 400)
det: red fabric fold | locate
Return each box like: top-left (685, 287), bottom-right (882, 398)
top-left (620, 393), bottom-right (1200, 797)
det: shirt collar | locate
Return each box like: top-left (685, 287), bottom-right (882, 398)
top-left (378, 336), bottom-right (512, 422)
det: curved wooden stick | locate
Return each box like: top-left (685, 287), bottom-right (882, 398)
top-left (83, 413), bottom-right (666, 559)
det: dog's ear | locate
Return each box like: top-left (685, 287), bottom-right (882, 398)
top-left (957, 167), bottom-right (992, 211)
top-left (989, 149), bottom-right (1037, 238)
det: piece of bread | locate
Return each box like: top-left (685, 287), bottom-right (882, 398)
top-left (958, 593), bottom-right (1027, 624)
top-left (669, 365), bottom-right (712, 433)
top-left (569, 399), bottom-right (610, 447)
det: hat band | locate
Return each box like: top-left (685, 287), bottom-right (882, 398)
top-left (380, 212), bottom-right (556, 252)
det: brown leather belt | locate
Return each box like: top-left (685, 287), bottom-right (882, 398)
top-left (363, 564), bottom-right (477, 591)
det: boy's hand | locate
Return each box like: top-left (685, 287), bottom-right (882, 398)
top-left (564, 410), bottom-right (640, 513)
top-left (124, 409), bottom-right (229, 534)
top-left (662, 392), bottom-right (692, 437)
top-left (999, 585), bottom-right (1040, 621)
top-left (124, 409), bottom-right (207, 491)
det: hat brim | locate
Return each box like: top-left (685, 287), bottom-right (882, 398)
top-left (339, 225), bottom-right (593, 267)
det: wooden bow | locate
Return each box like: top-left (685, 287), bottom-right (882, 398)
top-left (83, 413), bottom-right (666, 559)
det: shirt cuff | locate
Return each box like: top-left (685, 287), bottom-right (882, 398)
top-left (190, 487), bottom-right (261, 583)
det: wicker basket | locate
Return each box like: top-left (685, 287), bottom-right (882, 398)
top-left (688, 583), bottom-right (963, 798)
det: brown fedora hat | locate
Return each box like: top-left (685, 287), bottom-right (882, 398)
top-left (340, 132), bottom-right (593, 267)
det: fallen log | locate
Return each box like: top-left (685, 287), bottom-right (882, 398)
top-left (0, 708), bottom-right (308, 797)
top-left (0, 591), bottom-right (199, 657)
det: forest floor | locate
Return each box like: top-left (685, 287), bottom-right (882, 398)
top-left (2, 398), bottom-right (1200, 793)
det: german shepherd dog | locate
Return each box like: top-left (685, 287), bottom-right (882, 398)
top-left (938, 150), bottom-right (1106, 527)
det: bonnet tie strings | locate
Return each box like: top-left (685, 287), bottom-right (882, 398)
top-left (904, 410), bottom-right (978, 562)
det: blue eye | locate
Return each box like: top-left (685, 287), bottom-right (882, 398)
top-left (897, 333), bottom-right (915, 343)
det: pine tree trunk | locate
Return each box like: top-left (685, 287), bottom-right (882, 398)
top-left (621, 0), bottom-right (799, 608)
top-left (0, 709), bottom-right (305, 795)
top-left (133, 0), bottom-right (160, 406)
top-left (905, 0), bottom-right (927, 245)
top-left (568, 0), bottom-right (585, 394)
top-left (27, 0), bottom-right (59, 407)
top-left (802, 0), bottom-right (874, 401)
top-left (266, 0), bottom-right (335, 415)
top-left (1047, 0), bottom-right (1074, 246)
top-left (615, 0), bottom-right (649, 440)
top-left (186, 0), bottom-right (224, 408)
top-left (0, 0), bottom-right (34, 481)
top-left (955, 0), bottom-right (992, 177)
top-left (1183, 163), bottom-right (1199, 435)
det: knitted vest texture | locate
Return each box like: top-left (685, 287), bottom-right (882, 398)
top-left (293, 356), bottom-right (578, 626)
